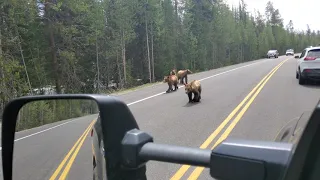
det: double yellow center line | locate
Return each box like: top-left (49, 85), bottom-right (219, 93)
top-left (170, 58), bottom-right (290, 180)
top-left (49, 119), bottom-right (96, 180)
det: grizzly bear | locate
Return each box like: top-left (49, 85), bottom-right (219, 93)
top-left (177, 69), bottom-right (193, 84)
top-left (169, 69), bottom-right (177, 75)
top-left (163, 75), bottom-right (179, 93)
top-left (184, 80), bottom-right (201, 103)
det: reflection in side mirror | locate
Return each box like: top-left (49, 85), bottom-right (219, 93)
top-left (294, 55), bottom-right (299, 59)
top-left (13, 99), bottom-right (99, 180)
top-left (2, 95), bottom-right (143, 180)
top-left (16, 99), bottom-right (98, 131)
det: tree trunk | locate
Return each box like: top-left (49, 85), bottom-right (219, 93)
top-left (15, 23), bottom-right (33, 95)
top-left (212, 43), bottom-right (215, 68)
top-left (151, 22), bottom-right (155, 82)
top-left (116, 51), bottom-right (122, 88)
top-left (96, 32), bottom-right (100, 93)
top-left (122, 30), bottom-right (127, 85)
top-left (174, 0), bottom-right (178, 69)
top-left (145, 10), bottom-right (151, 83)
top-left (45, 1), bottom-right (61, 94)
top-left (0, 19), bottom-right (4, 119)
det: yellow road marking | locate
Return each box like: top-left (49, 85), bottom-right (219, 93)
top-left (170, 58), bottom-right (289, 180)
top-left (187, 58), bottom-right (289, 179)
top-left (49, 119), bottom-right (96, 180)
top-left (58, 120), bottom-right (95, 180)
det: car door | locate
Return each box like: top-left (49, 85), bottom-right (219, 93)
top-left (297, 49), bottom-right (307, 72)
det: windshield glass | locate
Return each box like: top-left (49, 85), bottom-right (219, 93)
top-left (307, 49), bottom-right (320, 58)
top-left (1, 0), bottom-right (320, 180)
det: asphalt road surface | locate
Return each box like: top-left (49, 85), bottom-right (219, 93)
top-left (2, 55), bottom-right (320, 180)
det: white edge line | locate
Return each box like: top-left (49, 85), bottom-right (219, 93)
top-left (0, 58), bottom-right (269, 148)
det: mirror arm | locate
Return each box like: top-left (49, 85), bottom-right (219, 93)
top-left (139, 143), bottom-right (211, 167)
top-left (122, 129), bottom-right (211, 168)
top-left (122, 129), bottom-right (293, 180)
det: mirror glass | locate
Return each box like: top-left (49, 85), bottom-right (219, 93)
top-left (10, 99), bottom-right (105, 180)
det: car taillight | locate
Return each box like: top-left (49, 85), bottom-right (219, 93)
top-left (91, 129), bottom-right (93, 137)
top-left (304, 57), bottom-right (317, 61)
top-left (304, 69), bottom-right (311, 73)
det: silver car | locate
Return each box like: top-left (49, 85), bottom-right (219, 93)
top-left (295, 46), bottom-right (320, 85)
top-left (267, 50), bottom-right (279, 58)
top-left (285, 49), bottom-right (294, 56)
top-left (91, 115), bottom-right (107, 180)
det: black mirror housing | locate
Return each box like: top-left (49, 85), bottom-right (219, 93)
top-left (210, 138), bottom-right (293, 180)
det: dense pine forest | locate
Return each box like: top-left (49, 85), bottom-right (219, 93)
top-left (1, 0), bottom-right (320, 129)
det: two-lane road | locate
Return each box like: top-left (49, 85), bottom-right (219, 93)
top-left (2, 55), bottom-right (320, 180)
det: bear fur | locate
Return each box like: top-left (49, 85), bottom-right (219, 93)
top-left (184, 80), bottom-right (201, 103)
top-left (163, 75), bottom-right (179, 93)
top-left (169, 69), bottom-right (177, 75)
top-left (177, 69), bottom-right (193, 84)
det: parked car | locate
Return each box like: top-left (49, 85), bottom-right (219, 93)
top-left (285, 49), bottom-right (294, 56)
top-left (267, 50), bottom-right (279, 58)
top-left (91, 115), bottom-right (107, 180)
top-left (295, 46), bottom-right (320, 85)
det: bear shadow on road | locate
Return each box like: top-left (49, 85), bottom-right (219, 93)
top-left (164, 90), bottom-right (178, 94)
top-left (183, 101), bottom-right (201, 107)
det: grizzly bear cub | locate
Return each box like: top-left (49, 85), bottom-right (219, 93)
top-left (169, 69), bottom-right (177, 75)
top-left (163, 75), bottom-right (179, 93)
top-left (184, 80), bottom-right (202, 103)
top-left (177, 69), bottom-right (193, 84)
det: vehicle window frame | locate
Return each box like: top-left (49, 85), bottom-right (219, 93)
top-left (283, 101), bottom-right (320, 180)
top-left (300, 50), bottom-right (306, 58)
top-left (306, 49), bottom-right (320, 58)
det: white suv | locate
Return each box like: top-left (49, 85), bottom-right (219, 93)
top-left (286, 49), bottom-right (294, 56)
top-left (296, 46), bottom-right (320, 85)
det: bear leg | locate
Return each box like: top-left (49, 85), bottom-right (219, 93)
top-left (188, 92), bottom-right (193, 103)
top-left (192, 92), bottom-right (198, 102)
top-left (185, 75), bottom-right (188, 84)
top-left (198, 88), bottom-right (202, 101)
top-left (166, 84), bottom-right (172, 93)
top-left (174, 83), bottom-right (178, 91)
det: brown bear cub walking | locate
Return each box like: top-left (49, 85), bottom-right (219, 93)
top-left (163, 75), bottom-right (179, 93)
top-left (177, 69), bottom-right (193, 84)
top-left (184, 80), bottom-right (201, 103)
